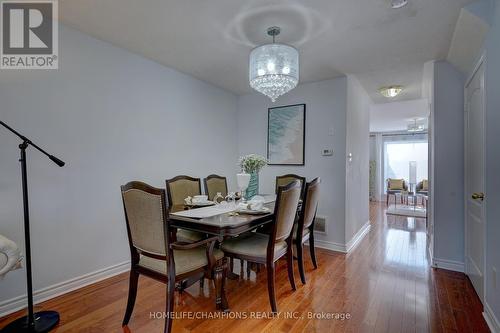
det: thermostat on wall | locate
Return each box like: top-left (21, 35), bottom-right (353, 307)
top-left (322, 149), bottom-right (333, 156)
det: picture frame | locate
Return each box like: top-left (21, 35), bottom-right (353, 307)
top-left (267, 104), bottom-right (306, 165)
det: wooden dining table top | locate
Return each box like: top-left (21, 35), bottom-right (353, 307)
top-left (168, 201), bottom-right (276, 238)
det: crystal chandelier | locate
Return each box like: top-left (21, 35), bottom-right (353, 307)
top-left (249, 27), bottom-right (299, 102)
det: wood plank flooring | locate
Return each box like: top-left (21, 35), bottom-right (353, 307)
top-left (0, 202), bottom-right (490, 332)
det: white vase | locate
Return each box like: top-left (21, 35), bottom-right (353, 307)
top-left (237, 173), bottom-right (251, 200)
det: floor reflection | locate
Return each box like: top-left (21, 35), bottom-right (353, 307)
top-left (384, 210), bottom-right (429, 269)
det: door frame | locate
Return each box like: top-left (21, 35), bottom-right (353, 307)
top-left (464, 52), bottom-right (487, 303)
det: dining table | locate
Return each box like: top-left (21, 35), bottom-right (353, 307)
top-left (169, 197), bottom-right (276, 239)
top-left (169, 194), bottom-right (277, 284)
top-left (168, 194), bottom-right (304, 312)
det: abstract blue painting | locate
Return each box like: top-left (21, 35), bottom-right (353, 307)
top-left (267, 104), bottom-right (305, 165)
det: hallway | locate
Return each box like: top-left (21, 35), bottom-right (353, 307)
top-left (0, 203), bottom-right (489, 332)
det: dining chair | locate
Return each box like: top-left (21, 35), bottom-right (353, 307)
top-left (293, 177), bottom-right (321, 284)
top-left (121, 181), bottom-right (228, 333)
top-left (204, 174), bottom-right (228, 202)
top-left (221, 180), bottom-right (302, 313)
top-left (166, 175), bottom-right (206, 243)
top-left (275, 174), bottom-right (306, 199)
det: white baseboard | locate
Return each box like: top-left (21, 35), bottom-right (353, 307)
top-left (314, 221), bottom-right (371, 254)
top-left (313, 239), bottom-right (347, 253)
top-left (431, 258), bottom-right (464, 272)
top-left (484, 302), bottom-right (500, 333)
top-left (0, 261), bottom-right (130, 318)
top-left (345, 221), bottom-right (371, 253)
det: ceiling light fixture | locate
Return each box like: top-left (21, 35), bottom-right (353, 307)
top-left (407, 119), bottom-right (425, 132)
top-left (249, 26), bottom-right (299, 102)
top-left (391, 0), bottom-right (408, 9)
top-left (379, 85), bottom-right (404, 98)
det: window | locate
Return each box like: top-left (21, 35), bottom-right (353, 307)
top-left (383, 134), bottom-right (428, 192)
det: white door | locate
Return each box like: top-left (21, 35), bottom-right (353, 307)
top-left (465, 60), bottom-right (485, 302)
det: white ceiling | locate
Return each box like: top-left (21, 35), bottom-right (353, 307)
top-left (370, 99), bottom-right (429, 132)
top-left (447, 8), bottom-right (489, 74)
top-left (59, 0), bottom-right (475, 97)
top-left (356, 63), bottom-right (424, 104)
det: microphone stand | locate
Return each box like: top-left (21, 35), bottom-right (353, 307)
top-left (0, 120), bottom-right (65, 333)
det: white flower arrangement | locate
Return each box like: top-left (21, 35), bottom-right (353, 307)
top-left (238, 154), bottom-right (268, 174)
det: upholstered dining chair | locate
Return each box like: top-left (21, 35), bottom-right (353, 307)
top-left (386, 178), bottom-right (408, 206)
top-left (275, 174), bottom-right (306, 199)
top-left (121, 181), bottom-right (228, 333)
top-left (166, 175), bottom-right (206, 243)
top-left (221, 181), bottom-right (302, 313)
top-left (293, 177), bottom-right (321, 284)
top-left (204, 174), bottom-right (228, 202)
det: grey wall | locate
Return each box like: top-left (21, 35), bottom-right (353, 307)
top-left (0, 25), bottom-right (238, 304)
top-left (345, 76), bottom-right (371, 243)
top-left (483, 0), bottom-right (500, 323)
top-left (237, 78), bottom-right (348, 247)
top-left (432, 60), bottom-right (465, 265)
top-left (422, 61), bottom-right (435, 260)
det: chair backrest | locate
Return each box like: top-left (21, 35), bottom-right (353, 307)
top-left (275, 174), bottom-right (306, 198)
top-left (121, 181), bottom-right (169, 258)
top-left (297, 178), bottom-right (321, 236)
top-left (272, 180), bottom-right (302, 243)
top-left (166, 175), bottom-right (202, 206)
top-left (204, 174), bottom-right (228, 201)
top-left (387, 178), bottom-right (407, 191)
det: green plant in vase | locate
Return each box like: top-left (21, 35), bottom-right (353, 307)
top-left (238, 154), bottom-right (267, 199)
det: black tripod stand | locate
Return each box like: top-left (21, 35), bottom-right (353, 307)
top-left (0, 121), bottom-right (65, 333)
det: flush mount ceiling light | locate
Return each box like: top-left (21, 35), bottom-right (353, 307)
top-left (407, 119), bottom-right (425, 132)
top-left (379, 85), bottom-right (404, 98)
top-left (249, 26), bottom-right (299, 102)
top-left (391, 0), bottom-right (408, 9)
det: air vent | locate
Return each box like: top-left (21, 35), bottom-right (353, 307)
top-left (313, 216), bottom-right (327, 234)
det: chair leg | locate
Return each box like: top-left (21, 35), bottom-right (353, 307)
top-left (386, 194), bottom-right (389, 207)
top-left (266, 262), bottom-right (278, 313)
top-left (122, 269), bottom-right (139, 326)
top-left (247, 262), bottom-right (251, 279)
top-left (164, 276), bottom-right (175, 333)
top-left (309, 233), bottom-right (318, 269)
top-left (200, 277), bottom-right (205, 289)
top-left (214, 259), bottom-right (229, 311)
top-left (286, 245), bottom-right (297, 290)
top-left (296, 242), bottom-right (306, 284)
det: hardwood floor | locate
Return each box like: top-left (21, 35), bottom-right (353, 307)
top-left (0, 202), bottom-right (489, 332)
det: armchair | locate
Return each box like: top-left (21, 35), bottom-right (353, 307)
top-left (386, 178), bottom-right (408, 206)
top-left (416, 179), bottom-right (428, 195)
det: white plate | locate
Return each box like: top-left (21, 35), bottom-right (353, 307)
top-left (236, 207), bottom-right (271, 215)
